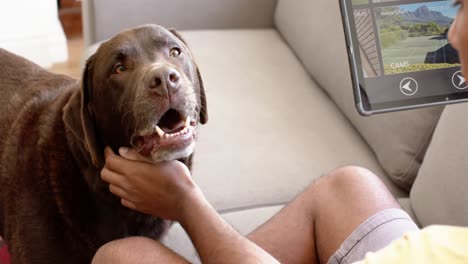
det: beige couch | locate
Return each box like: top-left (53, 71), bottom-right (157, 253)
top-left (82, 0), bottom-right (468, 262)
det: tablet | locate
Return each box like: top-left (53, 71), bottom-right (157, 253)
top-left (340, 0), bottom-right (466, 115)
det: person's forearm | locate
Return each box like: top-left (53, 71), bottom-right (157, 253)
top-left (178, 190), bottom-right (279, 264)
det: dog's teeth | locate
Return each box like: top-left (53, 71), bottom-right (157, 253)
top-left (185, 116), bottom-right (191, 127)
top-left (155, 126), bottom-right (165, 138)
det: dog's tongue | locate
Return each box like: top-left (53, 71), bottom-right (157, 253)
top-left (156, 116), bottom-right (191, 137)
top-left (160, 120), bottom-right (185, 133)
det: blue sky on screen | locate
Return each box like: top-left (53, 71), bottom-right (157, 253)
top-left (399, 1), bottom-right (459, 19)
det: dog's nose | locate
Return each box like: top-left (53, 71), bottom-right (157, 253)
top-left (148, 67), bottom-right (181, 95)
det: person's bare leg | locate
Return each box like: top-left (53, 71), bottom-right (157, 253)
top-left (91, 237), bottom-right (190, 264)
top-left (92, 166), bottom-right (400, 264)
top-left (247, 166), bottom-right (401, 264)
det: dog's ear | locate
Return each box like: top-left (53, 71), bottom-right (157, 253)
top-left (169, 28), bottom-right (208, 124)
top-left (195, 66), bottom-right (208, 125)
top-left (63, 55), bottom-right (102, 167)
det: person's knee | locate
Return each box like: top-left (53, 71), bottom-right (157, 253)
top-left (305, 166), bottom-right (398, 208)
top-left (92, 239), bottom-right (121, 264)
top-left (306, 167), bottom-right (400, 263)
top-left (305, 166), bottom-right (377, 191)
top-left (327, 166), bottom-right (383, 189)
top-left (326, 166), bottom-right (398, 206)
top-left (92, 237), bottom-right (153, 264)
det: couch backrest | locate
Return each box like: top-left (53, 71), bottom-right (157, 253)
top-left (274, 0), bottom-right (443, 191)
top-left (410, 104), bottom-right (468, 226)
top-left (82, 0), bottom-right (278, 47)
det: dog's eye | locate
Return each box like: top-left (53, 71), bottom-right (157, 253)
top-left (170, 47), bottom-right (181, 57)
top-left (113, 64), bottom-right (126, 74)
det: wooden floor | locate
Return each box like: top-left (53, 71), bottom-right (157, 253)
top-left (48, 37), bottom-right (84, 79)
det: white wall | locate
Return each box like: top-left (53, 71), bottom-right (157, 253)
top-left (0, 0), bottom-right (68, 67)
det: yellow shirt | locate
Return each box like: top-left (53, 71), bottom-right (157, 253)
top-left (355, 226), bottom-right (468, 264)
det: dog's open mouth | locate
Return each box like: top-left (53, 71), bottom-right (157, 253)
top-left (133, 109), bottom-right (197, 156)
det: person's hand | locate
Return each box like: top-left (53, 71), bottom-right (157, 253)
top-left (100, 147), bottom-right (203, 221)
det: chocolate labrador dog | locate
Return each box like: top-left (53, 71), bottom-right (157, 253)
top-left (0, 24), bottom-right (207, 263)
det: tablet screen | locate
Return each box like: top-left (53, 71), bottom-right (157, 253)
top-left (344, 0), bottom-right (466, 114)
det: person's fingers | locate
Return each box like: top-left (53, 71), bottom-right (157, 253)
top-left (104, 147), bottom-right (135, 174)
top-left (165, 160), bottom-right (192, 180)
top-left (104, 146), bottom-right (115, 159)
top-left (119, 147), bottom-right (152, 163)
top-left (109, 184), bottom-right (129, 199)
top-left (100, 167), bottom-right (128, 187)
top-left (121, 199), bottom-right (137, 210)
top-left (173, 160), bottom-right (191, 174)
top-left (104, 147), bottom-right (123, 170)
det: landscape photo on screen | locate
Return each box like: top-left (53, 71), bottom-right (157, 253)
top-left (352, 0), bottom-right (369, 4)
top-left (375, 1), bottom-right (460, 75)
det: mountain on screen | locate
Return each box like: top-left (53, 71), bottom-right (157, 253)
top-left (402, 5), bottom-right (453, 26)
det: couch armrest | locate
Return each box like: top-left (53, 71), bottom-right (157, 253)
top-left (82, 0), bottom-right (278, 47)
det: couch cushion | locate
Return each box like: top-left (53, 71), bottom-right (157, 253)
top-left (397, 198), bottom-right (420, 227)
top-left (410, 104), bottom-right (468, 227)
top-left (162, 205), bottom-right (283, 263)
top-left (274, 0), bottom-right (443, 191)
top-left (177, 29), bottom-right (405, 212)
top-left (88, 0), bottom-right (278, 44)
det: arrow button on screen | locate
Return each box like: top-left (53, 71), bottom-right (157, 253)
top-left (452, 71), bottom-right (468, 90)
top-left (399, 77), bottom-right (418, 96)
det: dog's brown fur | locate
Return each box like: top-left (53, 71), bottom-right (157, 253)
top-left (0, 25), bottom-right (207, 263)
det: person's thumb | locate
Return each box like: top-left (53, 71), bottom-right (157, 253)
top-left (119, 147), bottom-right (152, 163)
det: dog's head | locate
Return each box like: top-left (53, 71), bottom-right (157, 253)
top-left (65, 25), bottom-right (208, 167)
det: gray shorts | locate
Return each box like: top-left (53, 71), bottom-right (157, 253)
top-left (327, 208), bottom-right (419, 264)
